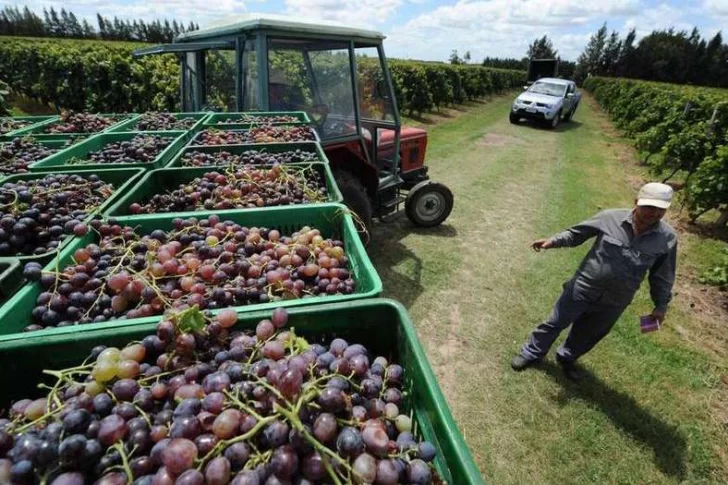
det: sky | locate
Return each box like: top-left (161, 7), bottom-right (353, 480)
top-left (2, 0), bottom-right (726, 61)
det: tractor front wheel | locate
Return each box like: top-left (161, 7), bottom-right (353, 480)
top-left (405, 181), bottom-right (454, 227)
top-left (333, 169), bottom-right (373, 242)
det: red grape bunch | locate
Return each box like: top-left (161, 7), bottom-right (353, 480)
top-left (23, 215), bottom-right (356, 331)
top-left (194, 126), bottom-right (317, 146)
top-left (0, 307), bottom-right (439, 484)
top-left (129, 165), bottom-right (328, 214)
top-left (135, 113), bottom-right (197, 131)
top-left (0, 138), bottom-right (60, 176)
top-left (70, 135), bottom-right (174, 165)
top-left (45, 112), bottom-right (121, 134)
top-left (180, 148), bottom-right (319, 168)
top-left (0, 174), bottom-right (113, 257)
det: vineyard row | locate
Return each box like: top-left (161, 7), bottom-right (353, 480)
top-left (0, 36), bottom-right (525, 116)
top-left (584, 76), bottom-right (728, 226)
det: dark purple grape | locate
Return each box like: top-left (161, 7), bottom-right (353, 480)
top-left (336, 427), bottom-right (364, 457)
top-left (269, 445), bottom-right (298, 479)
top-left (407, 459), bottom-right (432, 484)
top-left (224, 442), bottom-right (250, 471)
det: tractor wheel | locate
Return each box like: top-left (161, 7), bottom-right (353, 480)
top-left (405, 181), bottom-right (454, 228)
top-left (333, 169), bottom-right (373, 242)
top-left (509, 112), bottom-right (519, 124)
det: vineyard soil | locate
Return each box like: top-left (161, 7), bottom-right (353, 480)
top-left (370, 93), bottom-right (728, 483)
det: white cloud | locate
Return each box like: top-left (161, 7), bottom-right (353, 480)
top-left (385, 0), bottom-right (637, 61)
top-left (703, 0), bottom-right (728, 16)
top-left (283, 0), bottom-right (403, 26)
top-left (623, 3), bottom-right (700, 37)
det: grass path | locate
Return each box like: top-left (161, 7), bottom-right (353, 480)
top-left (370, 94), bottom-right (727, 483)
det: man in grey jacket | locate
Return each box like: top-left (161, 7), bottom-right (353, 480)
top-left (511, 183), bottom-right (678, 381)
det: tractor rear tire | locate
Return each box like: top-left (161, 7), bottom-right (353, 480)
top-left (333, 169), bottom-right (373, 243)
top-left (405, 181), bottom-right (454, 227)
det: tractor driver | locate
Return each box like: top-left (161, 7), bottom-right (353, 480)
top-left (269, 68), bottom-right (304, 112)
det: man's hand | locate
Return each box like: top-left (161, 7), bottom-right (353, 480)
top-left (650, 309), bottom-right (666, 323)
top-left (531, 238), bottom-right (554, 252)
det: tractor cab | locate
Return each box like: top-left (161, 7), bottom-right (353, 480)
top-left (135, 14), bottom-right (453, 230)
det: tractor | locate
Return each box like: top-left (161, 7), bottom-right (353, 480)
top-left (135, 14), bottom-right (454, 233)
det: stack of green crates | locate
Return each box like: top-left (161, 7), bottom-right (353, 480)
top-left (0, 111), bottom-right (485, 484)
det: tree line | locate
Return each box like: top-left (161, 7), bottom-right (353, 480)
top-left (451, 36), bottom-right (576, 80)
top-left (575, 24), bottom-right (728, 88)
top-left (0, 5), bottom-right (198, 43)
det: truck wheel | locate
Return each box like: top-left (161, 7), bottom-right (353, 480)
top-left (334, 169), bottom-right (373, 242)
top-left (509, 112), bottom-right (519, 124)
top-left (548, 110), bottom-right (561, 129)
top-left (563, 106), bottom-right (575, 121)
top-left (405, 181), bottom-right (454, 228)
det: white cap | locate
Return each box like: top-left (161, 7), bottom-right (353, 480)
top-left (637, 182), bottom-right (673, 209)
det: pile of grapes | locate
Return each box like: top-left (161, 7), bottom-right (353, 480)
top-left (135, 113), bottom-right (198, 131)
top-left (129, 166), bottom-right (329, 214)
top-left (180, 149), bottom-right (320, 168)
top-left (194, 127), bottom-right (317, 146)
top-left (69, 135), bottom-right (174, 166)
top-left (216, 115), bottom-right (300, 125)
top-left (0, 138), bottom-right (60, 176)
top-left (0, 174), bottom-right (114, 257)
top-left (23, 216), bottom-right (356, 331)
top-left (0, 307), bottom-right (439, 484)
top-left (45, 113), bottom-right (122, 134)
top-left (0, 118), bottom-right (33, 135)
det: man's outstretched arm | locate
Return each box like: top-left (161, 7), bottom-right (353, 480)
top-left (531, 212), bottom-right (604, 251)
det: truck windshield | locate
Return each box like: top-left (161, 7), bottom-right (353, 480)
top-left (529, 82), bottom-right (566, 97)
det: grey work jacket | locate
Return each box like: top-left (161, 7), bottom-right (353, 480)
top-left (550, 209), bottom-right (677, 311)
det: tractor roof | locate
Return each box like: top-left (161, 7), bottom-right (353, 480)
top-left (177, 13), bottom-right (386, 43)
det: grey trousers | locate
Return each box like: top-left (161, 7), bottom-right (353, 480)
top-left (521, 282), bottom-right (628, 362)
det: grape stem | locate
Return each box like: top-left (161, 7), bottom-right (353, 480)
top-left (195, 413), bottom-right (278, 470)
top-left (274, 403), bottom-right (358, 483)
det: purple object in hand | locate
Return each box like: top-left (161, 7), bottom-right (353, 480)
top-left (640, 315), bottom-right (660, 333)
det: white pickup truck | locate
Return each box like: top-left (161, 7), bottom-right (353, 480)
top-left (510, 78), bottom-right (581, 129)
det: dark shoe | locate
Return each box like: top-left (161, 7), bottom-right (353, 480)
top-left (557, 358), bottom-right (582, 382)
top-left (510, 355), bottom-right (539, 371)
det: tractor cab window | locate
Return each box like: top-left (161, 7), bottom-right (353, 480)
top-left (355, 45), bottom-right (398, 173)
top-left (355, 46), bottom-right (395, 122)
top-left (204, 48), bottom-right (237, 111)
top-left (267, 38), bottom-right (357, 140)
top-left (242, 39), bottom-right (260, 110)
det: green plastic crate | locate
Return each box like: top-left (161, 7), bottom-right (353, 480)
top-left (29, 131), bottom-right (188, 172)
top-left (108, 112), bottom-right (211, 139)
top-left (204, 111), bottom-right (311, 130)
top-left (0, 138), bottom-right (72, 184)
top-left (0, 203), bottom-right (381, 342)
top-left (166, 142), bottom-right (329, 168)
top-left (103, 162), bottom-right (343, 217)
top-left (0, 299), bottom-right (485, 484)
top-left (19, 113), bottom-right (137, 135)
top-left (0, 259), bottom-right (23, 306)
top-left (0, 168), bottom-right (145, 266)
top-left (0, 115), bottom-right (58, 137)
top-left (189, 125), bottom-right (321, 146)
top-left (0, 133), bottom-right (91, 145)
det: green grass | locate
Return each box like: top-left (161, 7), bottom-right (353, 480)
top-left (372, 93), bottom-right (728, 483)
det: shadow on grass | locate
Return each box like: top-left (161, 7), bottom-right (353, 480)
top-left (514, 119), bottom-right (584, 133)
top-left (368, 213), bottom-right (457, 308)
top-left (538, 361), bottom-right (687, 480)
